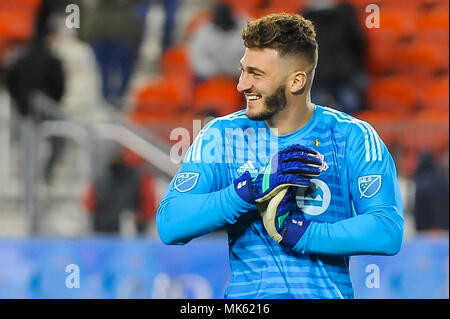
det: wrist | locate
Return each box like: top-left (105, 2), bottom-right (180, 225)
top-left (280, 219), bottom-right (311, 248)
top-left (233, 171), bottom-right (256, 204)
top-left (227, 183), bottom-right (257, 218)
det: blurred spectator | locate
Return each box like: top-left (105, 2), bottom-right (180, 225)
top-left (4, 19), bottom-right (66, 184)
top-left (412, 152), bottom-right (449, 234)
top-left (83, 149), bottom-right (157, 235)
top-left (442, 149), bottom-right (449, 185)
top-left (303, 0), bottom-right (368, 114)
top-left (79, 0), bottom-right (145, 107)
top-left (52, 16), bottom-right (104, 122)
top-left (188, 1), bottom-right (246, 82)
top-left (390, 143), bottom-right (417, 238)
top-left (138, 0), bottom-right (180, 51)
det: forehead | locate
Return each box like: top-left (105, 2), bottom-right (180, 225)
top-left (240, 48), bottom-right (280, 72)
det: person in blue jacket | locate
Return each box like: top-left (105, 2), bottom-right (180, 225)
top-left (157, 13), bottom-right (404, 299)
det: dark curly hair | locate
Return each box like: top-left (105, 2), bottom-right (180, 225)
top-left (242, 13), bottom-right (318, 66)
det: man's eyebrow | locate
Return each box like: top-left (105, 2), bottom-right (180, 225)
top-left (240, 63), bottom-right (266, 75)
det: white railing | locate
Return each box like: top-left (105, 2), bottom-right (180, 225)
top-left (1, 91), bottom-right (179, 235)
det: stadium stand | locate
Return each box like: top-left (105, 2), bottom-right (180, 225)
top-left (422, 76), bottom-right (450, 112)
top-left (0, 0), bottom-right (41, 43)
top-left (126, 0), bottom-right (449, 182)
top-left (0, 0), bottom-right (448, 300)
top-left (366, 75), bottom-right (418, 113)
top-left (192, 76), bottom-right (242, 116)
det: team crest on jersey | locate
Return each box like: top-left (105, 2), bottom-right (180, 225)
top-left (358, 175), bottom-right (382, 199)
top-left (296, 179), bottom-right (331, 216)
top-left (172, 172), bottom-right (200, 193)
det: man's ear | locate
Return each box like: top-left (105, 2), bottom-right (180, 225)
top-left (290, 71), bottom-right (308, 95)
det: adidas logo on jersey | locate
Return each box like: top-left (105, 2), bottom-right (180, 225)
top-left (237, 161), bottom-right (259, 174)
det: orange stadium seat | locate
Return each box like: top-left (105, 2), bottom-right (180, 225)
top-left (0, 0), bottom-right (41, 9)
top-left (0, 0), bottom-right (41, 42)
top-left (364, 7), bottom-right (418, 76)
top-left (416, 7), bottom-right (449, 43)
top-left (394, 39), bottom-right (449, 79)
top-left (160, 45), bottom-right (193, 78)
top-left (0, 11), bottom-right (34, 42)
top-left (193, 76), bottom-right (243, 116)
top-left (133, 75), bottom-right (189, 116)
top-left (421, 77), bottom-right (449, 112)
top-left (366, 40), bottom-right (403, 76)
top-left (367, 76), bottom-right (418, 113)
top-left (400, 110), bottom-right (449, 158)
top-left (357, 109), bottom-right (449, 177)
top-left (158, 45), bottom-right (194, 105)
top-left (337, 0), bottom-right (383, 8)
top-left (223, 0), bottom-right (265, 17)
top-left (342, 0), bottom-right (442, 9)
top-left (0, 40), bottom-right (6, 63)
top-left (266, 0), bottom-right (306, 13)
top-left (417, 6), bottom-right (449, 29)
top-left (382, 0), bottom-right (443, 8)
top-left (364, 6), bottom-right (417, 43)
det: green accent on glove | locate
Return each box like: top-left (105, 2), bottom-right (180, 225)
top-left (277, 211), bottom-right (290, 229)
top-left (261, 160), bottom-right (272, 193)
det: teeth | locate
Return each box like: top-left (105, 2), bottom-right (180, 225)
top-left (247, 95), bottom-right (261, 101)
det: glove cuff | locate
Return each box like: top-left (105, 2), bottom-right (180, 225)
top-left (233, 171), bottom-right (255, 204)
top-left (280, 219), bottom-right (311, 248)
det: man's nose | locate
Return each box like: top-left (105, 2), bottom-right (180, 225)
top-left (237, 73), bottom-right (252, 93)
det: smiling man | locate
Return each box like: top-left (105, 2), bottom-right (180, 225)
top-left (157, 13), bottom-right (404, 299)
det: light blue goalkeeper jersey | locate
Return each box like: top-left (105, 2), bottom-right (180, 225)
top-left (157, 104), bottom-right (404, 299)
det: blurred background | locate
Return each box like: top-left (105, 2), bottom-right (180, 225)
top-left (0, 0), bottom-right (448, 299)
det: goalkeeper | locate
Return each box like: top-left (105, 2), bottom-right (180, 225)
top-left (157, 13), bottom-right (404, 299)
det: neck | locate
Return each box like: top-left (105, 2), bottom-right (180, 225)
top-left (265, 95), bottom-right (315, 136)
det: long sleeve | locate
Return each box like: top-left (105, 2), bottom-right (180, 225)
top-left (293, 205), bottom-right (404, 256)
top-left (157, 183), bottom-right (254, 245)
top-left (156, 118), bottom-right (256, 245)
top-left (294, 122), bottom-right (404, 256)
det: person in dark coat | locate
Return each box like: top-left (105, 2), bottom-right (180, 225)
top-left (83, 149), bottom-right (157, 235)
top-left (413, 152), bottom-right (449, 234)
top-left (303, 0), bottom-right (368, 114)
top-left (5, 24), bottom-right (66, 184)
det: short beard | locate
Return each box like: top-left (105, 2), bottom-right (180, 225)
top-left (247, 85), bottom-right (287, 121)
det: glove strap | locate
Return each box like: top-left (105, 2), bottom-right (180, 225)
top-left (280, 219), bottom-right (311, 248)
top-left (233, 171), bottom-right (254, 204)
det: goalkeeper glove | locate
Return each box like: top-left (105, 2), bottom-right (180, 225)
top-left (234, 144), bottom-right (323, 205)
top-left (259, 186), bottom-right (311, 246)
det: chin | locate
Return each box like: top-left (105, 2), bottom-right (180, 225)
top-left (246, 108), bottom-right (274, 121)
top-left (245, 107), bottom-right (260, 120)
